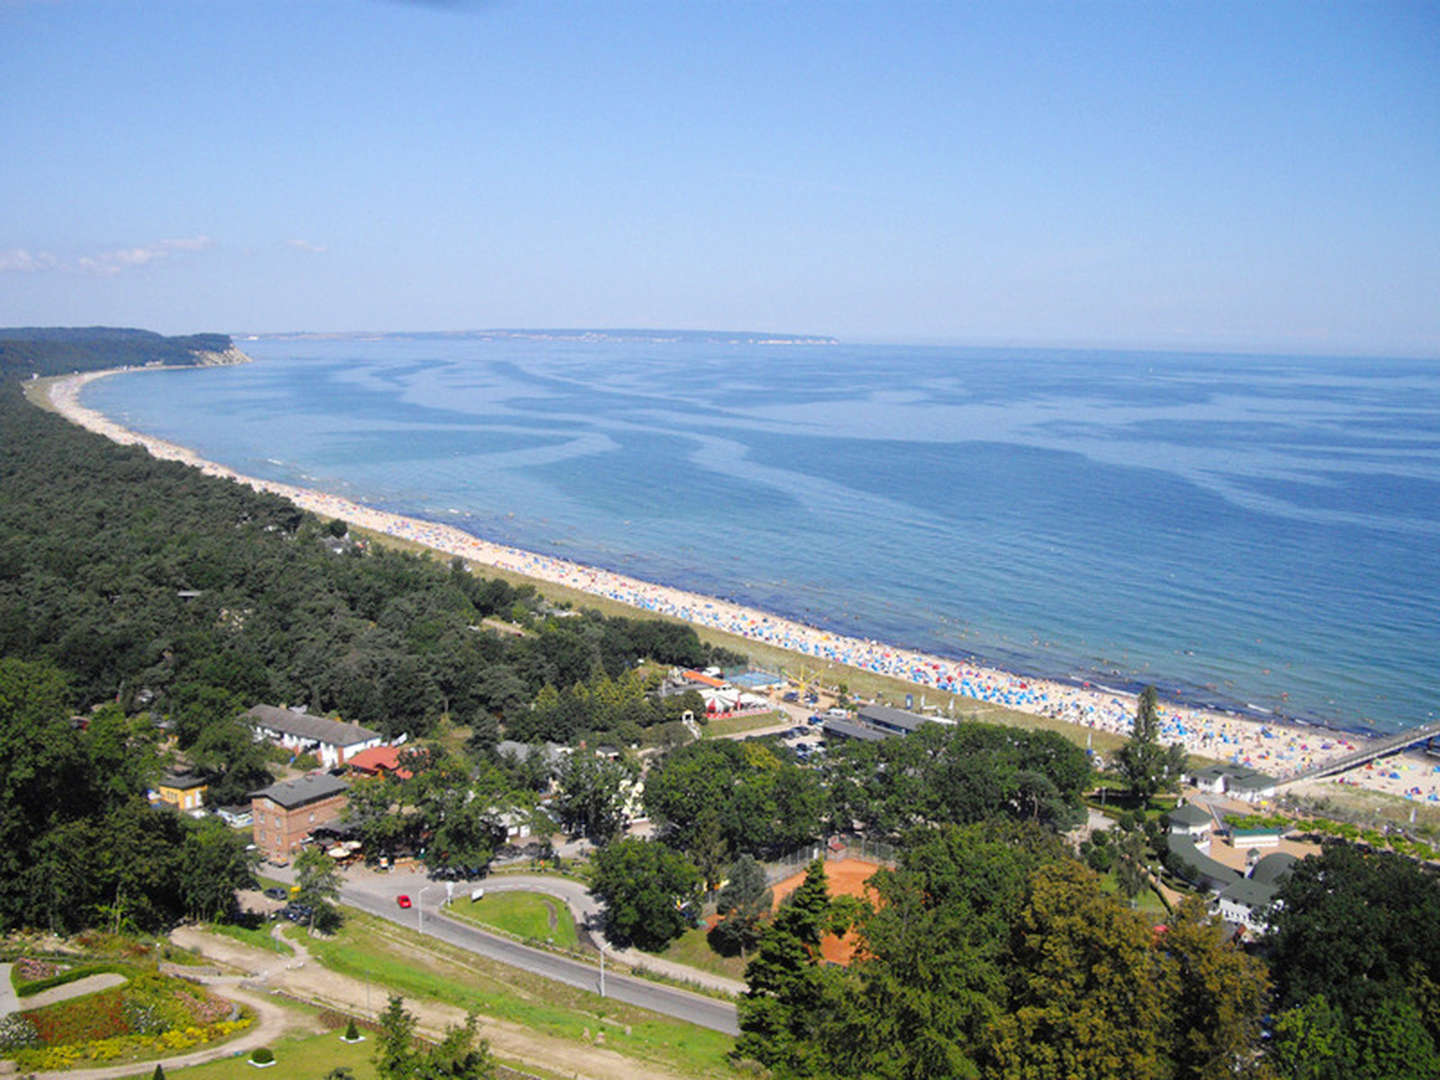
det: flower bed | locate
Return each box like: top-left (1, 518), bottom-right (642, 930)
top-left (13, 957), bottom-right (62, 983)
top-left (4, 967), bottom-right (253, 1072)
top-left (11, 1017), bottom-right (252, 1071)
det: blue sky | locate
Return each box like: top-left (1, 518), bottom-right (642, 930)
top-left (2, 1), bottom-right (1436, 354)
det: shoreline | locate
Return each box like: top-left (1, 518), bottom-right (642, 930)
top-left (40, 368), bottom-right (1440, 805)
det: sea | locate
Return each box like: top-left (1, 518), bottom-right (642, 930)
top-left (81, 332), bottom-right (1440, 736)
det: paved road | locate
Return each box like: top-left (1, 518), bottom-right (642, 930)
top-left (432, 872), bottom-right (746, 996)
top-left (269, 864), bottom-right (739, 1035)
top-left (343, 877), bottom-right (739, 1034)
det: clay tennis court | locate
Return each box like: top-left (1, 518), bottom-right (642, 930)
top-left (771, 857), bottom-right (883, 965)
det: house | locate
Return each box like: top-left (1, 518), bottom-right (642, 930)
top-left (1216, 852), bottom-right (1297, 936)
top-left (214, 804), bottom-right (253, 829)
top-left (155, 771), bottom-right (208, 813)
top-left (1228, 820), bottom-right (1286, 849)
top-left (346, 744), bottom-right (414, 781)
top-left (822, 717), bottom-right (893, 743)
top-left (1165, 803), bottom-right (1214, 842)
top-left (244, 705), bottom-right (383, 769)
top-left (250, 773), bottom-right (350, 859)
top-left (1187, 763), bottom-right (1278, 804)
top-left (857, 705), bottom-right (931, 736)
top-left (1226, 768), bottom-right (1279, 804)
top-left (496, 810), bottom-right (532, 841)
top-left (1164, 833), bottom-right (1242, 893)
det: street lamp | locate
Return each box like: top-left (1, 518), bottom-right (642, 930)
top-left (418, 883), bottom-right (442, 935)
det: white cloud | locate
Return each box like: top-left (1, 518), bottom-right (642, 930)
top-left (0, 249), bottom-right (60, 273)
top-left (287, 239), bottom-right (328, 254)
top-left (0, 235), bottom-right (217, 275)
top-left (74, 235), bottom-right (216, 276)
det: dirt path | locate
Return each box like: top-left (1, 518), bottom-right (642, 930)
top-left (169, 925), bottom-right (701, 1080)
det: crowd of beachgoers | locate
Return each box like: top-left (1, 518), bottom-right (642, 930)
top-left (45, 369), bottom-right (1440, 805)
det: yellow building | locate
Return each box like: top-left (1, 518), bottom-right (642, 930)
top-left (157, 772), bottom-right (208, 812)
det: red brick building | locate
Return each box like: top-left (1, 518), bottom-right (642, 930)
top-left (250, 773), bottom-right (350, 860)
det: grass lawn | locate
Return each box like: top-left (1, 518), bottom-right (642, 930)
top-left (449, 892), bottom-right (580, 951)
top-left (110, 1027), bottom-right (379, 1080)
top-left (1098, 872), bottom-right (1172, 920)
top-left (298, 909), bottom-right (738, 1079)
top-left (206, 921), bottom-right (294, 956)
top-left (702, 712), bottom-right (785, 738)
top-left (650, 927), bottom-right (747, 984)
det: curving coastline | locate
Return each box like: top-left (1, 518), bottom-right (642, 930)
top-left (42, 368), bottom-right (1440, 805)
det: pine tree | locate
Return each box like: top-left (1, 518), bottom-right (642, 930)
top-left (1115, 686), bottom-right (1186, 802)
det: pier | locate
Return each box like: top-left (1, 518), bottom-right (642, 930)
top-left (1278, 720), bottom-right (1440, 787)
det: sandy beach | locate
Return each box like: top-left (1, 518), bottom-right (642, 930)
top-left (43, 368), bottom-right (1440, 805)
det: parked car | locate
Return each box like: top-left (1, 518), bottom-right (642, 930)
top-left (396, 894), bottom-right (412, 909)
top-left (262, 887), bottom-right (288, 901)
top-left (282, 903), bottom-right (313, 923)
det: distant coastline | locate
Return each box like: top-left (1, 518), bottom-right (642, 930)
top-left (41, 362), bottom-right (1440, 806)
top-left (240, 328), bottom-right (840, 346)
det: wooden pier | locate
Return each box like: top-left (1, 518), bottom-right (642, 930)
top-left (1278, 720), bottom-right (1440, 787)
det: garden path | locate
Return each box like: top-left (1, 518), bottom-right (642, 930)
top-left (0, 963), bottom-right (18, 1017)
top-left (0, 965), bottom-right (129, 1018)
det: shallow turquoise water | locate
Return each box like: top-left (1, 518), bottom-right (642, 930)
top-left (83, 334), bottom-right (1440, 734)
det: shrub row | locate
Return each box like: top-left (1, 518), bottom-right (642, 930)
top-left (14, 961), bottom-right (134, 997)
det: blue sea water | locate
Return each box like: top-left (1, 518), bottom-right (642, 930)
top-left (83, 334), bottom-right (1440, 735)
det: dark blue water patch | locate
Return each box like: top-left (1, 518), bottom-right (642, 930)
top-left (521, 429), bottom-right (799, 521)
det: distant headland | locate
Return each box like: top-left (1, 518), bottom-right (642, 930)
top-left (241, 328), bottom-right (840, 346)
top-left (0, 326), bottom-right (251, 379)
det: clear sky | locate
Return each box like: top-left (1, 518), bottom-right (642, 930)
top-left (2, 1), bottom-right (1437, 354)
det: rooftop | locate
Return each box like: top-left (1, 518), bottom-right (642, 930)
top-left (823, 717), bottom-right (893, 742)
top-left (1165, 834), bottom-right (1242, 889)
top-left (161, 771), bottom-right (208, 790)
top-left (1219, 876), bottom-right (1281, 911)
top-left (346, 744), bottom-right (413, 779)
top-left (1250, 851), bottom-right (1299, 885)
top-left (250, 772), bottom-right (350, 810)
top-left (857, 704), bottom-right (930, 733)
top-left (1167, 804), bottom-right (1213, 828)
top-left (244, 704), bottom-right (381, 747)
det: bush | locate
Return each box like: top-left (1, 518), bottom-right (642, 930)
top-left (251, 1046), bottom-right (274, 1064)
top-left (344, 1019), bottom-right (359, 1041)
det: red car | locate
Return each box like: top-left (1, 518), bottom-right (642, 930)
top-left (396, 895), bottom-right (412, 909)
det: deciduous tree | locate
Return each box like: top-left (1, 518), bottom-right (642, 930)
top-left (591, 837), bottom-right (700, 950)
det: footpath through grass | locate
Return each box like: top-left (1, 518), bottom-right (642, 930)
top-left (299, 909), bottom-right (737, 1079)
top-left (449, 892), bottom-right (581, 951)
